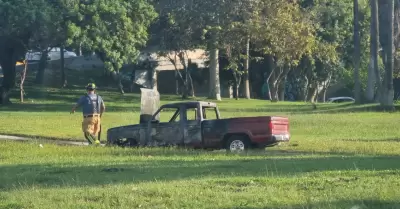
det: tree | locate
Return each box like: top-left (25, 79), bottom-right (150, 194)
top-left (251, 0), bottom-right (316, 101)
top-left (366, 0), bottom-right (380, 102)
top-left (68, 0), bottom-right (158, 94)
top-left (381, 0), bottom-right (395, 108)
top-left (32, 0), bottom-right (65, 85)
top-left (353, 0), bottom-right (362, 103)
top-left (221, 45), bottom-right (244, 100)
top-left (0, 0), bottom-right (58, 104)
top-left (19, 61), bottom-right (28, 102)
top-left (298, 0), bottom-right (371, 103)
top-left (154, 0), bottom-right (260, 100)
top-left (151, 10), bottom-right (201, 99)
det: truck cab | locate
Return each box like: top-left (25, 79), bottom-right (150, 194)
top-left (145, 101), bottom-right (221, 148)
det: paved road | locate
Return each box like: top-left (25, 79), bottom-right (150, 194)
top-left (0, 134), bottom-right (106, 146)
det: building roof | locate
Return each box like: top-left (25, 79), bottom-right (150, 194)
top-left (138, 49), bottom-right (208, 71)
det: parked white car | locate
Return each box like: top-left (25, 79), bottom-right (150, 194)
top-left (48, 47), bottom-right (77, 60)
top-left (25, 47), bottom-right (77, 61)
top-left (25, 50), bottom-right (47, 61)
top-left (326, 97), bottom-right (355, 103)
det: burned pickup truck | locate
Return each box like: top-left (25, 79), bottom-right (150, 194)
top-left (107, 99), bottom-right (290, 152)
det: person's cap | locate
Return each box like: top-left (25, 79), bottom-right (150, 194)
top-left (86, 83), bottom-right (96, 90)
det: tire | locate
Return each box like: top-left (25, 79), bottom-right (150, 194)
top-left (115, 138), bottom-right (138, 147)
top-left (225, 135), bottom-right (250, 153)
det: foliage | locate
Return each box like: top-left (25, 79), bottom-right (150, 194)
top-left (251, 1), bottom-right (316, 67)
top-left (66, 0), bottom-right (158, 72)
top-left (292, 0), bottom-right (371, 102)
top-left (150, 8), bottom-right (201, 98)
top-left (0, 0), bottom-right (61, 104)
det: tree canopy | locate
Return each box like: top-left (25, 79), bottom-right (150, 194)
top-left (0, 0), bottom-right (397, 106)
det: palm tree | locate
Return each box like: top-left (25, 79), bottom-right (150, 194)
top-left (353, 0), bottom-right (361, 104)
top-left (366, 0), bottom-right (380, 103)
top-left (381, 0), bottom-right (394, 108)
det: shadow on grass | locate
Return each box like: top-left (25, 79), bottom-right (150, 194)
top-left (0, 154), bottom-right (399, 191)
top-left (220, 199), bottom-right (400, 209)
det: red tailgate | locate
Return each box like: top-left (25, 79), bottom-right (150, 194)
top-left (269, 117), bottom-right (289, 135)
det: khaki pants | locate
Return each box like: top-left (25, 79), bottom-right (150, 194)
top-left (82, 115), bottom-right (101, 136)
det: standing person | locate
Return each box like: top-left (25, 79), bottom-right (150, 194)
top-left (71, 83), bottom-right (106, 145)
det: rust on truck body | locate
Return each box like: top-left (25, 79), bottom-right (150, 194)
top-left (107, 101), bottom-right (290, 151)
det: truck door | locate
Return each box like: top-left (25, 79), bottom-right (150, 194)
top-left (201, 106), bottom-right (223, 148)
top-left (149, 106), bottom-right (184, 146)
top-left (183, 106), bottom-right (202, 147)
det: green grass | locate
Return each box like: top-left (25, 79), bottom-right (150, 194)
top-left (1, 87), bottom-right (400, 157)
top-left (0, 141), bottom-right (399, 209)
top-left (1, 74), bottom-right (400, 208)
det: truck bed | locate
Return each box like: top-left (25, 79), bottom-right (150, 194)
top-left (200, 116), bottom-right (290, 148)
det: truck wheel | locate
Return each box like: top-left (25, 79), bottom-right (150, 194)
top-left (225, 135), bottom-right (250, 153)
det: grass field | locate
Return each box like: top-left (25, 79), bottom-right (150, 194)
top-left (1, 83), bottom-right (400, 208)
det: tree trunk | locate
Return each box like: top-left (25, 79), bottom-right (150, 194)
top-left (366, 1), bottom-right (379, 102)
top-left (189, 73), bottom-right (195, 97)
top-left (110, 62), bottom-right (124, 94)
top-left (267, 70), bottom-right (281, 102)
top-left (321, 73), bottom-right (332, 103)
top-left (366, 15), bottom-right (376, 102)
top-left (243, 35), bottom-right (251, 99)
top-left (117, 73), bottom-right (124, 94)
top-left (278, 76), bottom-right (286, 101)
top-left (208, 47), bottom-right (221, 100)
top-left (0, 86), bottom-right (10, 105)
top-left (366, 58), bottom-right (375, 102)
top-left (152, 70), bottom-right (158, 91)
top-left (111, 70), bottom-right (124, 94)
top-left (300, 75), bottom-right (309, 102)
top-left (228, 84), bottom-right (234, 99)
top-left (0, 50), bottom-right (17, 105)
top-left (381, 0), bottom-right (395, 108)
top-left (307, 83), bottom-right (318, 103)
top-left (235, 84), bottom-right (240, 100)
top-left (371, 0), bottom-right (382, 103)
top-left (35, 50), bottom-right (49, 85)
top-left (181, 84), bottom-right (189, 99)
top-left (60, 45), bottom-right (67, 88)
top-left (269, 81), bottom-right (279, 102)
top-left (79, 42), bottom-right (82, 56)
top-left (182, 70), bottom-right (189, 99)
top-left (20, 60), bottom-right (28, 103)
top-left (322, 88), bottom-right (327, 103)
top-left (353, 0), bottom-right (362, 103)
top-left (233, 71), bottom-right (242, 100)
top-left (175, 71), bottom-right (179, 95)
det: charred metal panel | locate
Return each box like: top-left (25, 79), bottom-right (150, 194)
top-left (107, 125), bottom-right (144, 144)
top-left (140, 88), bottom-right (160, 123)
top-left (185, 120), bottom-right (202, 146)
top-left (146, 122), bottom-right (183, 146)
